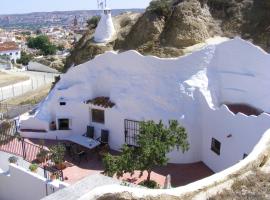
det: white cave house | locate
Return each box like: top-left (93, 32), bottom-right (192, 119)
top-left (19, 38), bottom-right (270, 173)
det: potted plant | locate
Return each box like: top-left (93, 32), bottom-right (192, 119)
top-left (50, 144), bottom-right (66, 170)
top-left (29, 163), bottom-right (39, 173)
top-left (50, 172), bottom-right (57, 180)
top-left (8, 156), bottom-right (18, 164)
top-left (36, 149), bottom-right (49, 163)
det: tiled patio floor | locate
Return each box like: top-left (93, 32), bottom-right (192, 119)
top-left (4, 138), bottom-right (214, 187)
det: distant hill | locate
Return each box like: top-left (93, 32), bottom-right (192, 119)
top-left (0, 9), bottom-right (144, 29)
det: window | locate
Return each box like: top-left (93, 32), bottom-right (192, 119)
top-left (92, 109), bottom-right (105, 124)
top-left (9, 53), bottom-right (12, 55)
top-left (58, 118), bottom-right (70, 130)
top-left (211, 138), bottom-right (221, 155)
top-left (15, 52), bottom-right (18, 55)
top-left (59, 102), bottom-right (66, 106)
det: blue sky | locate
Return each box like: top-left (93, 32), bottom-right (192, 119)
top-left (0, 0), bottom-right (152, 14)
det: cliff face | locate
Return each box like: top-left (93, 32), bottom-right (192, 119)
top-left (65, 0), bottom-right (270, 71)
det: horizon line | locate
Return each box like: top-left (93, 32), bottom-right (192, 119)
top-left (0, 8), bottom-right (146, 16)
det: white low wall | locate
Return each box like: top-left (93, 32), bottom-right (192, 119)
top-left (0, 164), bottom-right (68, 200)
top-left (72, 128), bottom-right (270, 200)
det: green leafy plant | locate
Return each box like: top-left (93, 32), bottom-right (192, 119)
top-left (29, 163), bottom-right (39, 172)
top-left (50, 144), bottom-right (66, 168)
top-left (87, 16), bottom-right (101, 29)
top-left (139, 180), bottom-right (159, 189)
top-left (8, 156), bottom-right (18, 164)
top-left (27, 35), bottom-right (57, 55)
top-left (16, 51), bottom-right (33, 66)
top-left (103, 120), bottom-right (189, 187)
top-left (36, 149), bottom-right (49, 163)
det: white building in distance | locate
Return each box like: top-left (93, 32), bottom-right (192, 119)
top-left (94, 7), bottom-right (116, 43)
top-left (0, 42), bottom-right (21, 63)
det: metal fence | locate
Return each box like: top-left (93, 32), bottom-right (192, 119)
top-left (0, 73), bottom-right (56, 101)
top-left (0, 120), bottom-right (64, 183)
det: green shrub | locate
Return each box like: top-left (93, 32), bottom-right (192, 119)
top-left (27, 35), bottom-right (57, 55)
top-left (87, 16), bottom-right (101, 29)
top-left (50, 144), bottom-right (66, 165)
top-left (17, 51), bottom-right (32, 66)
top-left (29, 163), bottom-right (39, 172)
top-left (147, 0), bottom-right (172, 19)
top-left (8, 156), bottom-right (18, 164)
top-left (139, 180), bottom-right (159, 189)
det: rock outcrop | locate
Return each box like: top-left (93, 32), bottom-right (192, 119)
top-left (65, 0), bottom-right (270, 71)
top-left (161, 0), bottom-right (221, 48)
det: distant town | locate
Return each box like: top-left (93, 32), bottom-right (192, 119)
top-left (0, 9), bottom-right (144, 29)
top-left (0, 9), bottom-right (144, 72)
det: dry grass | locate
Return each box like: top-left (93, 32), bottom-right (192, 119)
top-left (0, 71), bottom-right (29, 87)
top-left (208, 170), bottom-right (270, 200)
top-left (3, 84), bottom-right (51, 105)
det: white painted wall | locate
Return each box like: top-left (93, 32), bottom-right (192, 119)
top-left (0, 49), bottom-right (21, 62)
top-left (0, 164), bottom-right (67, 200)
top-left (19, 38), bottom-right (270, 173)
top-left (94, 9), bottom-right (116, 43)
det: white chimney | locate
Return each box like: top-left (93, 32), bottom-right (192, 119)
top-left (94, 6), bottom-right (116, 43)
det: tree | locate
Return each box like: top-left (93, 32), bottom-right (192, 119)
top-left (103, 120), bottom-right (189, 186)
top-left (41, 43), bottom-right (57, 56)
top-left (17, 51), bottom-right (32, 66)
top-left (27, 35), bottom-right (57, 55)
top-left (27, 35), bottom-right (50, 49)
top-left (87, 16), bottom-right (101, 29)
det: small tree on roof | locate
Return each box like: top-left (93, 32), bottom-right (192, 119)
top-left (103, 120), bottom-right (189, 187)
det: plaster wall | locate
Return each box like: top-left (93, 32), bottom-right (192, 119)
top-left (19, 38), bottom-right (270, 172)
top-left (0, 164), bottom-right (67, 200)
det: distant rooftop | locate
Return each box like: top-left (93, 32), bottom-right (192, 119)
top-left (0, 41), bottom-right (19, 52)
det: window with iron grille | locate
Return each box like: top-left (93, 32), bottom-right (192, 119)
top-left (124, 119), bottom-right (140, 147)
top-left (211, 138), bottom-right (221, 155)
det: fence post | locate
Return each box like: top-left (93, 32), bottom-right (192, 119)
top-left (21, 138), bottom-right (26, 160)
top-left (1, 87), bottom-right (3, 101)
top-left (12, 85), bottom-right (15, 97)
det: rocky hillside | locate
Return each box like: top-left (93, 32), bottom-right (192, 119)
top-left (65, 0), bottom-right (270, 71)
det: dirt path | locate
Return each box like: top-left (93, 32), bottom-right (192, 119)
top-left (3, 84), bottom-right (51, 105)
top-left (0, 71), bottom-right (29, 87)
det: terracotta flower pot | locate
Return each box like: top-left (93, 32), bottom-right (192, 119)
top-left (50, 174), bottom-right (56, 180)
top-left (55, 163), bottom-right (66, 170)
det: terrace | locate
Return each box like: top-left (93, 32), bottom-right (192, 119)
top-left (0, 136), bottom-right (213, 187)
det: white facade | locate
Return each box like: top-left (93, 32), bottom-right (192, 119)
top-left (19, 38), bottom-right (270, 173)
top-left (0, 49), bottom-right (21, 63)
top-left (94, 8), bottom-right (116, 43)
top-left (0, 164), bottom-right (67, 200)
